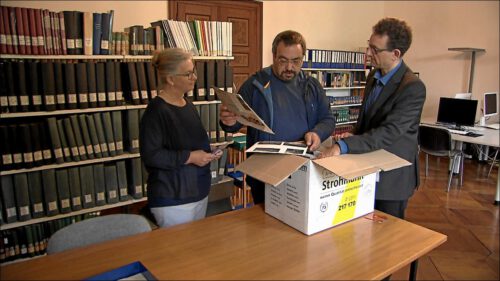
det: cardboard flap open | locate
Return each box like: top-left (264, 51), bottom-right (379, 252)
top-left (313, 149), bottom-right (411, 180)
top-left (236, 154), bottom-right (309, 186)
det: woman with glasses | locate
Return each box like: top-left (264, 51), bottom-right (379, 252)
top-left (139, 48), bottom-right (221, 227)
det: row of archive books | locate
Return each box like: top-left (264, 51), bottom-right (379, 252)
top-left (303, 49), bottom-right (366, 69)
top-left (0, 6), bottom-right (115, 55)
top-left (0, 212), bottom-right (100, 263)
top-left (195, 103), bottom-right (235, 145)
top-left (331, 108), bottom-right (360, 123)
top-left (329, 96), bottom-right (363, 106)
top-left (147, 19), bottom-right (232, 57)
top-left (0, 60), bottom-right (233, 114)
top-left (0, 160), bottom-right (147, 224)
top-left (305, 70), bottom-right (366, 88)
top-left (0, 149), bottom-right (232, 226)
top-left (0, 110), bottom-right (142, 170)
top-left (332, 124), bottom-right (355, 137)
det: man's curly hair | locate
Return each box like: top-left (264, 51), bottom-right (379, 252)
top-left (373, 18), bottom-right (412, 56)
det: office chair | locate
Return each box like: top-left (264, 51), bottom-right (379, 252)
top-left (418, 125), bottom-right (465, 192)
top-left (46, 214), bottom-right (152, 254)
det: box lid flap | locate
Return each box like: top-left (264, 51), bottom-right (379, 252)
top-left (236, 154), bottom-right (309, 186)
top-left (313, 149), bottom-right (411, 179)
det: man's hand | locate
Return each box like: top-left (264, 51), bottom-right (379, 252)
top-left (333, 132), bottom-right (353, 142)
top-left (317, 143), bottom-right (341, 159)
top-left (219, 104), bottom-right (238, 126)
top-left (186, 150), bottom-right (216, 167)
top-left (304, 131), bottom-right (321, 151)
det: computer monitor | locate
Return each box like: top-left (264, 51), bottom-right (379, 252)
top-left (454, 93), bottom-right (472, 100)
top-left (437, 97), bottom-right (478, 128)
top-left (483, 92), bottom-right (498, 117)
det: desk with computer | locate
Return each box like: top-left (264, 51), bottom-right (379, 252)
top-left (428, 92), bottom-right (499, 135)
top-left (421, 92), bottom-right (499, 204)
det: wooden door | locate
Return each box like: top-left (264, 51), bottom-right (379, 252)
top-left (169, 0), bottom-right (262, 90)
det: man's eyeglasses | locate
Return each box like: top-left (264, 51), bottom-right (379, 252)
top-left (175, 68), bottom-right (197, 79)
top-left (367, 40), bottom-right (392, 55)
top-left (277, 57), bottom-right (303, 67)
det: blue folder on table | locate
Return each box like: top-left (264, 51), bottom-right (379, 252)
top-left (86, 261), bottom-right (156, 281)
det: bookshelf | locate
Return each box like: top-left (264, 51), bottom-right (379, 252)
top-left (0, 3), bottom-right (236, 264)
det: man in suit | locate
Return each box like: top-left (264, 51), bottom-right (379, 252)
top-left (322, 18), bottom-right (426, 219)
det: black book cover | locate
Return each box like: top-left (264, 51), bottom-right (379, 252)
top-left (136, 62), bottom-right (149, 104)
top-left (14, 173), bottom-right (32, 221)
top-left (75, 63), bottom-right (89, 109)
top-left (70, 115), bottom-right (88, 161)
top-left (145, 61), bottom-right (157, 100)
top-left (116, 160), bottom-right (130, 201)
top-left (127, 158), bottom-right (143, 199)
top-left (5, 62), bottom-right (19, 112)
top-left (27, 171), bottom-right (45, 219)
top-left (224, 61), bottom-right (234, 93)
top-left (55, 169), bottom-right (71, 213)
top-left (39, 122), bottom-right (53, 165)
top-left (93, 113), bottom-right (109, 158)
top-left (105, 61), bottom-right (116, 106)
top-left (96, 62), bottom-right (107, 107)
top-left (56, 119), bottom-right (73, 163)
top-left (111, 111), bottom-right (124, 155)
top-left (104, 164), bottom-right (119, 204)
top-left (15, 61), bottom-right (30, 112)
top-left (67, 167), bottom-right (82, 211)
top-left (0, 62), bottom-right (9, 113)
top-left (41, 169), bottom-right (59, 216)
top-left (78, 114), bottom-right (95, 159)
top-left (99, 12), bottom-right (111, 55)
top-left (1, 175), bottom-right (18, 223)
top-left (29, 123), bottom-right (44, 167)
top-left (46, 117), bottom-right (64, 164)
top-left (206, 61), bottom-right (216, 101)
top-left (74, 11), bottom-right (84, 55)
top-left (80, 165), bottom-right (95, 208)
top-left (215, 60), bottom-right (225, 91)
top-left (195, 61), bottom-right (206, 101)
top-left (125, 109), bottom-right (139, 153)
top-left (93, 164), bottom-right (106, 206)
top-left (63, 11), bottom-right (76, 55)
top-left (86, 61), bottom-right (97, 108)
top-left (63, 63), bottom-right (78, 109)
top-left (63, 117), bottom-right (81, 162)
top-left (40, 62), bottom-right (57, 111)
top-left (53, 62), bottom-right (66, 110)
top-left (0, 125), bottom-right (13, 170)
top-left (26, 62), bottom-right (42, 111)
top-left (9, 125), bottom-right (23, 169)
top-left (125, 62), bottom-right (140, 105)
top-left (101, 112), bottom-right (116, 157)
top-left (85, 114), bottom-right (103, 158)
top-left (19, 124), bottom-right (34, 169)
top-left (114, 61), bottom-right (123, 105)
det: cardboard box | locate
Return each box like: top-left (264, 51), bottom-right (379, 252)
top-left (236, 149), bottom-right (411, 235)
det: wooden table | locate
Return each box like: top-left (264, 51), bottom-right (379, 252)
top-left (1, 206), bottom-right (446, 280)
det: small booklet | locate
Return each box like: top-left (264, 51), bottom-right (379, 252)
top-left (246, 141), bottom-right (316, 159)
top-left (212, 87), bottom-right (274, 134)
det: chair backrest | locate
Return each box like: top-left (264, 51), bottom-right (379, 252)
top-left (418, 125), bottom-right (452, 154)
top-left (47, 214), bottom-right (152, 254)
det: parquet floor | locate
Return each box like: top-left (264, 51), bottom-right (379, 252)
top-left (392, 154), bottom-right (499, 280)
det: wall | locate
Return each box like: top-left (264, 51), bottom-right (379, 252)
top-left (1, 1), bottom-right (168, 30)
top-left (262, 1), bottom-right (384, 66)
top-left (383, 1), bottom-right (499, 120)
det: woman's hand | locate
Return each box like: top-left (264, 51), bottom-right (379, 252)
top-left (186, 150), bottom-right (216, 167)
